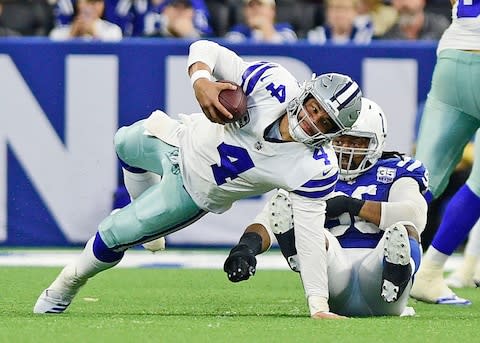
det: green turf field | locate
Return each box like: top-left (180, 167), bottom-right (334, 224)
top-left (0, 267), bottom-right (478, 343)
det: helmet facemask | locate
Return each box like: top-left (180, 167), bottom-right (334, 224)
top-left (333, 131), bottom-right (380, 181)
top-left (287, 73), bottom-right (362, 148)
top-left (333, 97), bottom-right (387, 181)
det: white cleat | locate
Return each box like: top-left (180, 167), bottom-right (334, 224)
top-left (33, 289), bottom-right (75, 314)
top-left (410, 263), bottom-right (471, 305)
top-left (33, 265), bottom-right (87, 314)
top-left (269, 189), bottom-right (294, 234)
top-left (381, 224), bottom-right (412, 303)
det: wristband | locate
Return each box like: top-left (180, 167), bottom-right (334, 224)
top-left (238, 232), bottom-right (263, 255)
top-left (348, 197), bottom-right (365, 216)
top-left (190, 69), bottom-right (211, 86)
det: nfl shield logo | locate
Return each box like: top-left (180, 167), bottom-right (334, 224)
top-left (377, 167), bottom-right (396, 183)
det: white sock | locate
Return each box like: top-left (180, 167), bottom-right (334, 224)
top-left (123, 168), bottom-right (160, 199)
top-left (423, 246), bottom-right (449, 267)
top-left (49, 236), bottom-right (121, 291)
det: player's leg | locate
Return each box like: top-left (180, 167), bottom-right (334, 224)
top-left (115, 121), bottom-right (166, 251)
top-left (34, 122), bottom-right (205, 314)
top-left (413, 131), bottom-right (480, 304)
top-left (412, 51), bottom-right (480, 304)
top-left (359, 223), bottom-right (421, 316)
top-left (446, 219), bottom-right (480, 288)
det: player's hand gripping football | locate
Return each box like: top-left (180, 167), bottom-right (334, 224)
top-left (223, 244), bottom-right (257, 282)
top-left (192, 78), bottom-right (237, 124)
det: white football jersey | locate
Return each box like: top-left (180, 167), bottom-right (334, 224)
top-left (437, 0), bottom-right (480, 53)
top-left (146, 41), bottom-right (339, 214)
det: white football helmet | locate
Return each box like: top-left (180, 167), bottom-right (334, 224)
top-left (287, 73), bottom-right (362, 147)
top-left (333, 97), bottom-right (387, 181)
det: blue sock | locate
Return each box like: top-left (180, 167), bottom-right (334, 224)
top-left (92, 232), bottom-right (124, 263)
top-left (409, 237), bottom-right (421, 274)
top-left (432, 185), bottom-right (480, 255)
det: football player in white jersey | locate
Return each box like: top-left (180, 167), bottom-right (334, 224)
top-left (224, 98), bottom-right (429, 317)
top-left (33, 40), bottom-right (363, 317)
top-left (410, 0), bottom-right (480, 305)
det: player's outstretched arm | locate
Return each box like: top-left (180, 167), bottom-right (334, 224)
top-left (224, 223), bottom-right (271, 282)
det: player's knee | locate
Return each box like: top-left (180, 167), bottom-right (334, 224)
top-left (114, 126), bottom-right (130, 160)
top-left (114, 125), bottom-right (145, 169)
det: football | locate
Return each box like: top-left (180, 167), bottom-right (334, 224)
top-left (217, 80), bottom-right (248, 123)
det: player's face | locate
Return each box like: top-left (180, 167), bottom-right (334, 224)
top-left (299, 98), bottom-right (338, 137)
top-left (332, 135), bottom-right (370, 169)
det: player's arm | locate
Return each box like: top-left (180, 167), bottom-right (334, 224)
top-left (287, 191), bottom-right (333, 318)
top-left (326, 177), bottom-right (427, 233)
top-left (187, 40), bottom-right (247, 124)
top-left (223, 200), bottom-right (274, 282)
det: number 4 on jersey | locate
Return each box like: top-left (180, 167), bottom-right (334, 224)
top-left (211, 143), bottom-right (255, 185)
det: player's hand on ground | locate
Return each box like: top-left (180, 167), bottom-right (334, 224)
top-left (193, 78), bottom-right (236, 124)
top-left (311, 311), bottom-right (349, 320)
top-left (223, 244), bottom-right (257, 282)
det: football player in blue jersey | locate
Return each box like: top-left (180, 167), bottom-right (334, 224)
top-left (224, 98), bottom-right (428, 317)
top-left (409, 0), bottom-right (480, 305)
top-left (33, 40), bottom-right (363, 317)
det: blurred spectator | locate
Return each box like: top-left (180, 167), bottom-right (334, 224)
top-left (0, 3), bottom-right (21, 36)
top-left (55, 0), bottom-right (212, 37)
top-left (307, 0), bottom-right (372, 45)
top-left (0, 0), bottom-right (53, 36)
top-left (381, 0), bottom-right (449, 40)
top-left (143, 0), bottom-right (201, 38)
top-left (50, 0), bottom-right (122, 40)
top-left (355, 0), bottom-right (397, 37)
top-left (225, 0), bottom-right (297, 43)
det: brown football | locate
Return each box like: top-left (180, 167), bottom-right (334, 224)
top-left (217, 80), bottom-right (248, 123)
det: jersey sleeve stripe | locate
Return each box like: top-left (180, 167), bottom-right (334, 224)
top-left (245, 64), bottom-right (276, 96)
top-left (406, 159), bottom-right (422, 172)
top-left (293, 184), bottom-right (336, 199)
top-left (301, 173), bottom-right (339, 188)
top-left (396, 157), bottom-right (411, 168)
top-left (240, 62), bottom-right (267, 88)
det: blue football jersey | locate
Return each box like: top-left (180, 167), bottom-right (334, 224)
top-left (326, 156), bottom-right (428, 248)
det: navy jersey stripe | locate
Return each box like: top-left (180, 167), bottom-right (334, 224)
top-left (240, 62), bottom-right (267, 88)
top-left (301, 173), bottom-right (338, 188)
top-left (245, 64), bottom-right (276, 96)
top-left (293, 184), bottom-right (336, 198)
